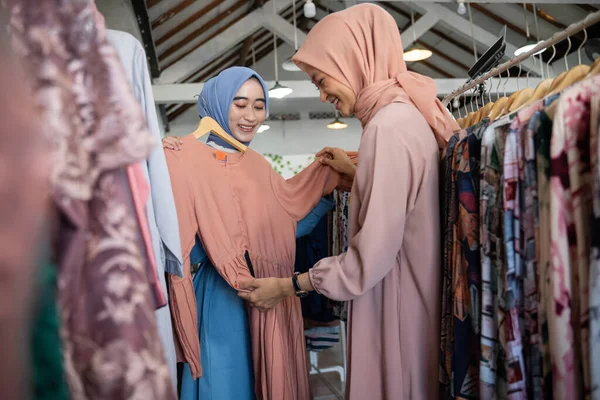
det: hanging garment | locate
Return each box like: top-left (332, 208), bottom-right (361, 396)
top-left (31, 261), bottom-right (70, 400)
top-left (549, 77), bottom-right (600, 399)
top-left (6, 1), bottom-right (175, 398)
top-left (126, 163), bottom-right (167, 308)
top-left (304, 325), bottom-right (340, 352)
top-left (450, 119), bottom-right (487, 399)
top-left (502, 115), bottom-right (528, 399)
top-left (534, 106), bottom-right (557, 399)
top-left (165, 138), bottom-right (339, 399)
top-left (479, 118), bottom-right (511, 399)
top-left (107, 28), bottom-right (180, 386)
top-left (439, 134), bottom-right (461, 396)
top-left (308, 102), bottom-right (442, 400)
top-left (295, 196), bottom-right (337, 323)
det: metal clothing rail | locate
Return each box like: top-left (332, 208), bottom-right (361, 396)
top-left (442, 10), bottom-right (600, 106)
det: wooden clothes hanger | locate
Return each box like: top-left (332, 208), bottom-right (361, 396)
top-left (522, 78), bottom-right (554, 107)
top-left (488, 97), bottom-right (509, 121)
top-left (192, 116), bottom-right (247, 152)
top-left (478, 102), bottom-right (495, 120)
top-left (509, 87), bottom-right (535, 113)
top-left (548, 64), bottom-right (590, 95)
top-left (587, 58), bottom-right (600, 77)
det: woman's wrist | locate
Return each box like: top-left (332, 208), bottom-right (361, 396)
top-left (279, 277), bottom-right (296, 297)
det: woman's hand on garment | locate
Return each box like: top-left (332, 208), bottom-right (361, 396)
top-left (237, 277), bottom-right (295, 312)
top-left (316, 147), bottom-right (356, 180)
top-left (162, 136), bottom-right (183, 150)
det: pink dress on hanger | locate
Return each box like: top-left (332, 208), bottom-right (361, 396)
top-left (309, 102), bottom-right (442, 400)
top-left (165, 137), bottom-right (339, 400)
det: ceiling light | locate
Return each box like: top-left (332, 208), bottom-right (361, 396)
top-left (457, 0), bottom-right (466, 15)
top-left (268, 82), bottom-right (293, 99)
top-left (304, 0), bottom-right (316, 18)
top-left (404, 47), bottom-right (433, 62)
top-left (282, 56), bottom-right (301, 71)
top-left (257, 124), bottom-right (270, 133)
top-left (514, 40), bottom-right (546, 57)
top-left (327, 116), bottom-right (348, 130)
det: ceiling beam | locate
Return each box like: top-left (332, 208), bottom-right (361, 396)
top-left (262, 13), bottom-right (307, 48)
top-left (400, 12), bottom-right (440, 49)
top-left (157, 0), bottom-right (294, 84)
top-left (410, 2), bottom-right (542, 75)
top-left (155, 77), bottom-right (542, 104)
top-left (470, 4), bottom-right (527, 38)
top-left (158, 0), bottom-right (248, 61)
top-left (131, 0), bottom-right (161, 78)
top-left (154, 0), bottom-right (226, 43)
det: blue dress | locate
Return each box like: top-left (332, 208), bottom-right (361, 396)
top-left (180, 197), bottom-right (334, 400)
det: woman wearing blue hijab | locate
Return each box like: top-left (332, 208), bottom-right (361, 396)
top-left (163, 67), bottom-right (333, 399)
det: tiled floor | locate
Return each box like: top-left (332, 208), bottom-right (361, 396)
top-left (308, 342), bottom-right (345, 400)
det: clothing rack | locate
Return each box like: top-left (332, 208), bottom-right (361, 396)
top-left (442, 10), bottom-right (600, 106)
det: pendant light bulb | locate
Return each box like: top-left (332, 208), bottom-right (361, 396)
top-left (404, 47), bottom-right (433, 62)
top-left (457, 0), bottom-right (466, 15)
top-left (269, 82), bottom-right (293, 99)
top-left (514, 40), bottom-right (546, 57)
top-left (257, 124), bottom-right (270, 133)
top-left (327, 116), bottom-right (348, 130)
top-left (304, 0), bottom-right (316, 18)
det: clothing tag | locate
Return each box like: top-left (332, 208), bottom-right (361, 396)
top-left (214, 150), bottom-right (227, 161)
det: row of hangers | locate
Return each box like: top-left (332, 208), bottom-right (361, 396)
top-left (455, 29), bottom-right (600, 129)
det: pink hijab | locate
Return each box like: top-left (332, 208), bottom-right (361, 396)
top-left (292, 3), bottom-right (459, 147)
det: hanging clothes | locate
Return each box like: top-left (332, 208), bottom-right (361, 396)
top-left (166, 138), bottom-right (339, 399)
top-left (107, 28), bottom-right (180, 387)
top-left (548, 77), bottom-right (599, 399)
top-left (441, 74), bottom-right (600, 400)
top-left (295, 195), bottom-right (337, 323)
top-left (6, 0), bottom-right (176, 398)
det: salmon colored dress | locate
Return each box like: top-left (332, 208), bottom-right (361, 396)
top-left (165, 136), bottom-right (339, 400)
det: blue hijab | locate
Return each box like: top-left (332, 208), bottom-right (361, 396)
top-left (198, 66), bottom-right (270, 150)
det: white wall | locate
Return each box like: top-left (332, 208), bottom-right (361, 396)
top-left (167, 118), bottom-right (362, 156)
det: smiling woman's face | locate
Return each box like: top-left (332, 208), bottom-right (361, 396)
top-left (301, 64), bottom-right (357, 117)
top-left (228, 78), bottom-right (267, 143)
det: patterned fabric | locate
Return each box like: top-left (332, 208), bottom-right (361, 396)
top-left (451, 121), bottom-right (486, 399)
top-left (518, 103), bottom-right (546, 400)
top-left (7, 1), bottom-right (175, 398)
top-left (549, 77), bottom-right (599, 398)
top-left (479, 119), bottom-right (510, 399)
top-left (534, 109), bottom-right (555, 399)
top-left (329, 190), bottom-right (350, 321)
top-left (439, 133), bottom-right (461, 396)
top-left (590, 76), bottom-right (600, 400)
top-left (502, 117), bottom-right (527, 399)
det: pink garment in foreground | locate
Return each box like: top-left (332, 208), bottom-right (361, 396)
top-left (292, 3), bottom-right (459, 148)
top-left (309, 102), bottom-right (442, 400)
top-left (126, 163), bottom-right (167, 308)
top-left (165, 138), bottom-right (339, 399)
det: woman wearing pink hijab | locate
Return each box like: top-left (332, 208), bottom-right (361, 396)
top-left (239, 3), bottom-right (459, 399)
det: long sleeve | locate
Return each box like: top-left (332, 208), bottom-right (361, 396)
top-left (271, 161), bottom-right (340, 221)
top-left (297, 196), bottom-right (335, 238)
top-left (309, 120), bottom-right (424, 301)
top-left (164, 150), bottom-right (202, 379)
top-left (134, 39), bottom-right (184, 278)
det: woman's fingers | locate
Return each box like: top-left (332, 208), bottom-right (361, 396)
top-left (316, 147), bottom-right (334, 158)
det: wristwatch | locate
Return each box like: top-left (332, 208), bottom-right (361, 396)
top-left (292, 272), bottom-right (308, 298)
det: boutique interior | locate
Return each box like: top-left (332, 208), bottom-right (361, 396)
top-left (2, 0), bottom-right (600, 399)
